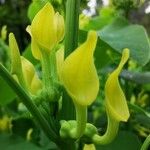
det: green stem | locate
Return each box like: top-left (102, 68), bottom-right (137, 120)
top-left (65, 0), bottom-right (80, 56)
top-left (0, 64), bottom-right (58, 142)
top-left (41, 51), bottom-right (55, 100)
top-left (92, 110), bottom-right (119, 145)
top-left (74, 103), bottom-right (87, 138)
top-left (61, 0), bottom-right (80, 121)
top-left (141, 135), bottom-right (150, 150)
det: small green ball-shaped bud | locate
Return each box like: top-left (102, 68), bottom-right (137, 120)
top-left (59, 120), bottom-right (71, 138)
top-left (84, 123), bottom-right (98, 137)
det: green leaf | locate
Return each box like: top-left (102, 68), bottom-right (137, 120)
top-left (84, 7), bottom-right (115, 31)
top-left (98, 17), bottom-right (150, 66)
top-left (0, 76), bottom-right (16, 106)
top-left (0, 134), bottom-right (43, 150)
top-left (96, 131), bottom-right (142, 150)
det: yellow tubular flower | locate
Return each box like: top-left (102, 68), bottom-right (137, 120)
top-left (60, 31), bottom-right (99, 106)
top-left (28, 2), bottom-right (64, 57)
top-left (105, 48), bottom-right (130, 122)
top-left (30, 3), bottom-right (56, 51)
top-left (21, 56), bottom-right (42, 95)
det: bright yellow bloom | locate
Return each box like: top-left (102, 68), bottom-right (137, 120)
top-left (27, 2), bottom-right (64, 59)
top-left (60, 31), bottom-right (99, 106)
top-left (105, 48), bottom-right (130, 122)
top-left (21, 56), bottom-right (42, 95)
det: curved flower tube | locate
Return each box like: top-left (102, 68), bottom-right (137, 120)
top-left (92, 48), bottom-right (130, 145)
top-left (105, 48), bottom-right (130, 122)
top-left (60, 30), bottom-right (99, 138)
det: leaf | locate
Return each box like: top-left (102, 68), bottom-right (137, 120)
top-left (0, 76), bottom-right (16, 106)
top-left (96, 131), bottom-right (142, 150)
top-left (98, 17), bottom-right (150, 66)
top-left (0, 134), bottom-right (43, 150)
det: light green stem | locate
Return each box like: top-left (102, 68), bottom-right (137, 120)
top-left (93, 110), bottom-right (119, 145)
top-left (65, 0), bottom-right (80, 56)
top-left (74, 103), bottom-right (87, 138)
top-left (141, 135), bottom-right (150, 150)
top-left (41, 51), bottom-right (55, 100)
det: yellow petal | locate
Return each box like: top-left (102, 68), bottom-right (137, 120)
top-left (30, 2), bottom-right (57, 51)
top-left (61, 31), bottom-right (99, 106)
top-left (9, 33), bottom-right (22, 75)
top-left (31, 74), bottom-right (42, 95)
top-left (54, 12), bottom-right (65, 42)
top-left (56, 47), bottom-right (64, 80)
top-left (105, 48), bottom-right (130, 122)
top-left (21, 56), bottom-right (42, 94)
top-left (26, 26), bottom-right (41, 60)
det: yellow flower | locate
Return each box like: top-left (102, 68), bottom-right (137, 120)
top-left (105, 48), bottom-right (130, 122)
top-left (27, 2), bottom-right (64, 59)
top-left (21, 56), bottom-right (42, 95)
top-left (9, 33), bottom-right (22, 76)
top-left (60, 31), bottom-right (99, 106)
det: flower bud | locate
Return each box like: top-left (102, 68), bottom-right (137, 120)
top-left (28, 2), bottom-right (65, 56)
top-left (54, 12), bottom-right (65, 42)
top-left (105, 48), bottom-right (130, 122)
top-left (9, 33), bottom-right (23, 77)
top-left (60, 31), bottom-right (99, 106)
top-left (21, 56), bottom-right (42, 94)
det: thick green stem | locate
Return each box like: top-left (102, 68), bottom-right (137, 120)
top-left (41, 51), bottom-right (53, 89)
top-left (65, 0), bottom-right (80, 56)
top-left (75, 103), bottom-right (87, 138)
top-left (41, 51), bottom-right (55, 100)
top-left (61, 0), bottom-right (80, 121)
top-left (141, 135), bottom-right (150, 150)
top-left (92, 110), bottom-right (119, 145)
top-left (0, 64), bottom-right (58, 142)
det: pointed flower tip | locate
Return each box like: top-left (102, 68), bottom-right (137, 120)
top-left (87, 30), bottom-right (97, 44)
top-left (9, 32), bottom-right (15, 43)
top-left (119, 48), bottom-right (130, 67)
